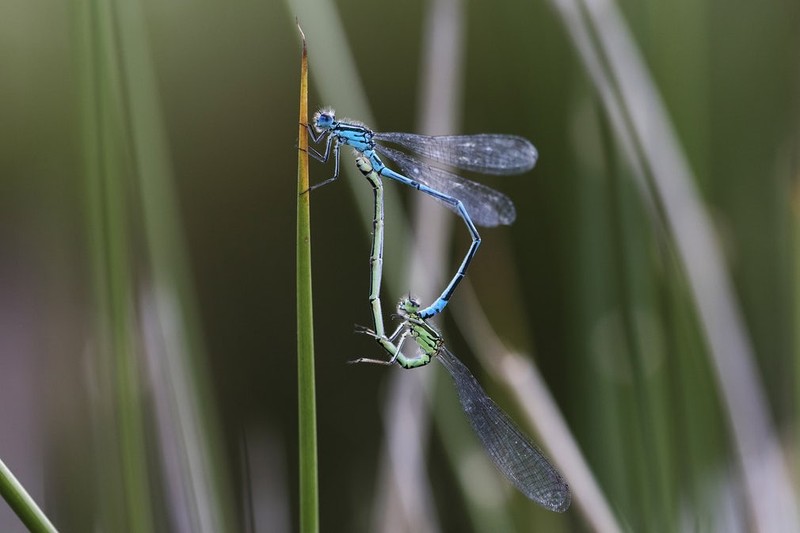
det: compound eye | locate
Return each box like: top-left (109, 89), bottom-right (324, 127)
top-left (313, 110), bottom-right (335, 130)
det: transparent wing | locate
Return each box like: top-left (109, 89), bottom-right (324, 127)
top-left (436, 348), bottom-right (571, 512)
top-left (375, 145), bottom-right (516, 227)
top-left (374, 132), bottom-right (538, 175)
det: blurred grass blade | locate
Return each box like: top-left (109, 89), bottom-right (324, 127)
top-left (76, 0), bottom-right (236, 530)
top-left (0, 457), bottom-right (58, 533)
top-left (111, 0), bottom-right (237, 529)
top-left (75, 0), bottom-right (155, 530)
top-left (547, 0), bottom-right (799, 528)
top-left (296, 24), bottom-right (319, 533)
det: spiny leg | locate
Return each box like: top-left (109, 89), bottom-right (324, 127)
top-left (303, 122), bottom-right (328, 144)
top-left (306, 141), bottom-right (343, 192)
top-left (299, 125), bottom-right (332, 162)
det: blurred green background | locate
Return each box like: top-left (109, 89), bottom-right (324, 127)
top-left (1, 0), bottom-right (798, 531)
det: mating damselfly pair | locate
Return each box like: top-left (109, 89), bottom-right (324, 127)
top-left (306, 109), bottom-right (535, 319)
top-left (305, 111), bottom-right (571, 512)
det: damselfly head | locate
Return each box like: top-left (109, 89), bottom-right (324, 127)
top-left (397, 296), bottom-right (421, 317)
top-left (313, 108), bottom-right (336, 132)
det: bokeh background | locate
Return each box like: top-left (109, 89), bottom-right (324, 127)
top-left (1, 0), bottom-right (799, 531)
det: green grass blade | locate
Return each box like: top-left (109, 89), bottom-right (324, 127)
top-left (296, 25), bottom-right (319, 533)
top-left (0, 457), bottom-right (58, 533)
